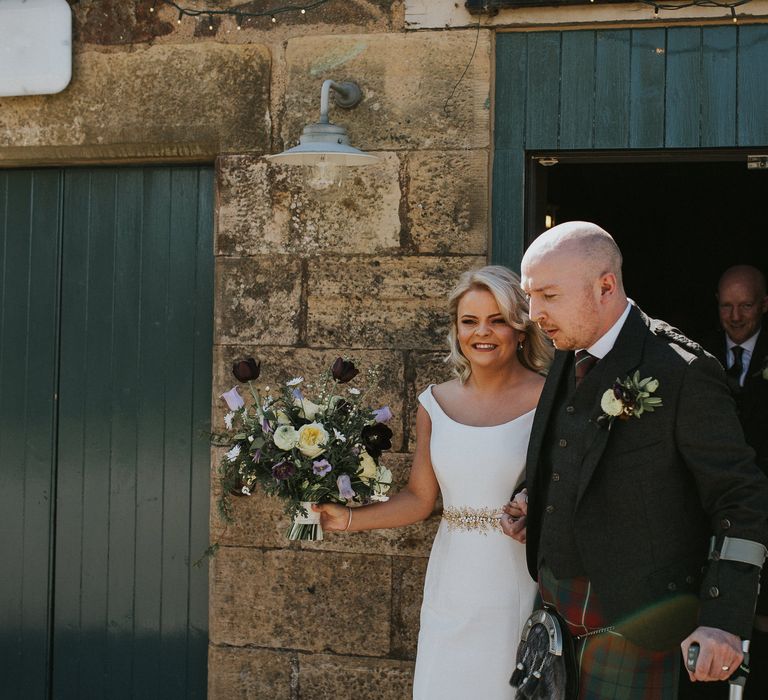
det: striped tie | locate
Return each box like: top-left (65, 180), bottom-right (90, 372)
top-left (574, 349), bottom-right (598, 386)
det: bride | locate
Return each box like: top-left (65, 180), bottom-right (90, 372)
top-left (314, 265), bottom-right (552, 699)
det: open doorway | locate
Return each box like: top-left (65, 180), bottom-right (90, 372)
top-left (525, 151), bottom-right (768, 347)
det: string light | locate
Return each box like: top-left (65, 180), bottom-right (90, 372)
top-left (470, 0), bottom-right (752, 19)
top-left (157, 0), bottom-right (331, 26)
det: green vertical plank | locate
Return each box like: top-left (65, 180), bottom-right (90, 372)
top-left (629, 28), bottom-right (667, 148)
top-left (701, 26), bottom-right (737, 147)
top-left (105, 169), bottom-right (143, 697)
top-left (491, 149), bottom-right (526, 269)
top-left (737, 25), bottom-right (768, 146)
top-left (0, 170), bottom-right (60, 700)
top-left (493, 33), bottom-right (529, 268)
top-left (132, 168), bottom-right (172, 700)
top-left (594, 30), bottom-right (632, 148)
top-left (560, 30), bottom-right (596, 149)
top-left (187, 167), bottom-right (213, 699)
top-left (159, 167), bottom-right (199, 697)
top-left (665, 27), bottom-right (702, 148)
top-left (494, 33), bottom-right (528, 151)
top-left (525, 32), bottom-right (561, 149)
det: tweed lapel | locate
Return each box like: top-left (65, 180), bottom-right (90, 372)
top-left (525, 349), bottom-right (569, 488)
top-left (575, 306), bottom-right (649, 506)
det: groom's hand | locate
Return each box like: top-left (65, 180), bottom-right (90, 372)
top-left (681, 626), bottom-right (744, 682)
top-left (501, 497), bottom-right (527, 543)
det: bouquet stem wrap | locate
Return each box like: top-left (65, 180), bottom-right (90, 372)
top-left (287, 501), bottom-right (323, 541)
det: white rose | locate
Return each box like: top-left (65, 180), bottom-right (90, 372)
top-left (296, 422), bottom-right (329, 458)
top-left (273, 425), bottom-right (299, 450)
top-left (600, 389), bottom-right (624, 417)
top-left (276, 410), bottom-right (292, 425)
top-left (357, 450), bottom-right (378, 481)
top-left (294, 396), bottom-right (322, 420)
top-left (645, 378), bottom-right (659, 393)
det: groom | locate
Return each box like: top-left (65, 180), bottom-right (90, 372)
top-left (504, 222), bottom-right (768, 698)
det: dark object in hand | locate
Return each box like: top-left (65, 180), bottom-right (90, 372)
top-left (232, 357), bottom-right (261, 382)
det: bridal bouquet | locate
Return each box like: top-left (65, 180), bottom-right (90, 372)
top-left (215, 356), bottom-right (393, 541)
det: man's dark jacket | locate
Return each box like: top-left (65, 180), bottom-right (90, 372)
top-left (525, 306), bottom-right (768, 648)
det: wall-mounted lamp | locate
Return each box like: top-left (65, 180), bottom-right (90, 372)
top-left (268, 79), bottom-right (379, 197)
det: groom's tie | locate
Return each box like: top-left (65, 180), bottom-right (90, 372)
top-left (727, 345), bottom-right (745, 386)
top-left (574, 349), bottom-right (598, 386)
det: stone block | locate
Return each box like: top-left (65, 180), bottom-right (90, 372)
top-left (282, 32), bottom-right (491, 151)
top-left (406, 351), bottom-right (456, 450)
top-left (0, 44), bottom-right (270, 154)
top-left (210, 548), bottom-right (392, 655)
top-left (208, 646), bottom-right (294, 700)
top-left (307, 255), bottom-right (485, 349)
top-left (391, 555), bottom-right (429, 659)
top-left (216, 153), bottom-right (401, 256)
top-left (407, 150), bottom-right (488, 254)
top-left (215, 256), bottom-right (303, 345)
top-left (298, 653), bottom-right (414, 699)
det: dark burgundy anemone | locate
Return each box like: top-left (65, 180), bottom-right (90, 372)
top-left (271, 461), bottom-right (296, 480)
top-left (232, 357), bottom-right (261, 382)
top-left (331, 357), bottom-right (359, 383)
top-left (361, 423), bottom-right (393, 458)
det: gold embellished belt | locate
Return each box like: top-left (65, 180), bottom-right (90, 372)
top-left (442, 505), bottom-right (503, 533)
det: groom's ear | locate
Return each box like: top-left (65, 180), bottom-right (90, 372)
top-left (598, 272), bottom-right (618, 299)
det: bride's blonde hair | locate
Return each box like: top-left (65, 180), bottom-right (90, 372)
top-left (446, 265), bottom-right (552, 383)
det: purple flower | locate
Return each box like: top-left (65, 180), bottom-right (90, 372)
top-left (252, 449), bottom-right (262, 463)
top-left (337, 474), bottom-right (356, 500)
top-left (220, 386), bottom-right (245, 411)
top-left (361, 423), bottom-right (393, 459)
top-left (272, 461), bottom-right (296, 480)
top-left (292, 388), bottom-right (303, 400)
top-left (261, 417), bottom-right (273, 434)
top-left (312, 459), bottom-right (333, 476)
top-left (373, 406), bottom-right (393, 423)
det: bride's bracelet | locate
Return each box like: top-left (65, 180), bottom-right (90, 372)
top-left (342, 506), bottom-right (353, 531)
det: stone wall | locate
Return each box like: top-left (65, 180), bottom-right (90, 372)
top-left (0, 1), bottom-right (491, 697)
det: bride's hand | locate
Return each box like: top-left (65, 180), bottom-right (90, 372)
top-left (500, 491), bottom-right (528, 542)
top-left (312, 503), bottom-right (352, 531)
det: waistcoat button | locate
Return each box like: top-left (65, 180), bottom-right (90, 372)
top-left (552, 473), bottom-right (560, 482)
top-left (566, 406), bottom-right (575, 414)
top-left (558, 439), bottom-right (567, 447)
top-left (545, 505), bottom-right (555, 514)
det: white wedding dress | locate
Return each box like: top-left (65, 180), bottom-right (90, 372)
top-left (412, 386), bottom-right (538, 700)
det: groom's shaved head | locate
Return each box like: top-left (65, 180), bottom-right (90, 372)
top-left (523, 221), bottom-right (624, 289)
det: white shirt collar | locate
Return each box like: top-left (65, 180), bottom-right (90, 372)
top-left (583, 301), bottom-right (633, 360)
top-left (726, 329), bottom-right (760, 355)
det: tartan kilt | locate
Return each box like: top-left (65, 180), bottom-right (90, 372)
top-left (539, 567), bottom-right (680, 700)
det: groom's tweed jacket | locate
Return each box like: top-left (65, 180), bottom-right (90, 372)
top-left (525, 305), bottom-right (768, 648)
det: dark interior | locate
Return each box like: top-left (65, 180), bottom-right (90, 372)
top-left (527, 156), bottom-right (768, 348)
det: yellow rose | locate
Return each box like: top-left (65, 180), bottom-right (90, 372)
top-left (296, 422), bottom-right (329, 458)
top-left (357, 450), bottom-right (378, 481)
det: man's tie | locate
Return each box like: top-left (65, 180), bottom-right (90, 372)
top-left (574, 349), bottom-right (598, 386)
top-left (727, 345), bottom-right (744, 386)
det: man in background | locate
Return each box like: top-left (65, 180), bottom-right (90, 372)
top-left (706, 265), bottom-right (768, 698)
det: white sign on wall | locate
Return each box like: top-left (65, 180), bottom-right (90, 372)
top-left (0, 0), bottom-right (72, 97)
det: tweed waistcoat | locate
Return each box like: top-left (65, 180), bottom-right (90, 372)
top-left (538, 355), bottom-right (604, 578)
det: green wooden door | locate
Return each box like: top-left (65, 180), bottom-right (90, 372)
top-left (493, 24), bottom-right (768, 267)
top-left (0, 166), bottom-right (213, 699)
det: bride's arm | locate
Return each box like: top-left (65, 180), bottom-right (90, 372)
top-left (314, 405), bottom-right (439, 532)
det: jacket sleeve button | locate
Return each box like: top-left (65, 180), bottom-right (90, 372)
top-left (667, 582), bottom-right (677, 591)
top-left (720, 518), bottom-right (731, 530)
top-left (708, 586), bottom-right (720, 598)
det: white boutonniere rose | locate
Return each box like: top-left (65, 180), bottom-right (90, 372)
top-left (598, 371), bottom-right (663, 426)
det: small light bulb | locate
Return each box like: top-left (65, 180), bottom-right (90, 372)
top-left (271, 15), bottom-right (277, 22)
top-left (301, 8), bottom-right (306, 13)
